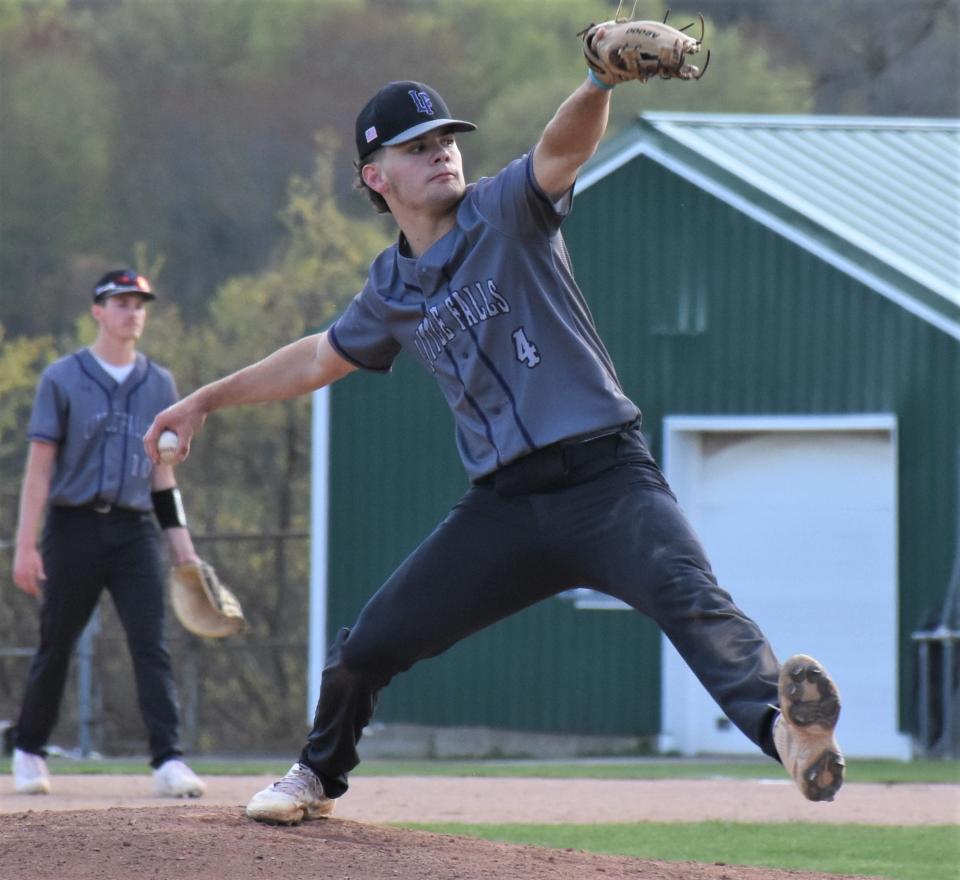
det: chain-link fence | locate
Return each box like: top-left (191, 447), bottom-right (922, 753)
top-left (1, 522), bottom-right (314, 759)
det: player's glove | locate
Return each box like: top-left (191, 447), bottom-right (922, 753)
top-left (170, 560), bottom-right (246, 639)
top-left (579, 9), bottom-right (710, 86)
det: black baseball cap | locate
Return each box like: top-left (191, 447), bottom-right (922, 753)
top-left (92, 269), bottom-right (155, 302)
top-left (355, 81), bottom-right (476, 161)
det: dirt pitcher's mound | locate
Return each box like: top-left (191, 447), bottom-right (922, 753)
top-left (1, 806), bottom-right (878, 880)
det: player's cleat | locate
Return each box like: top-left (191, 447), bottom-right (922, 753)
top-left (153, 758), bottom-right (205, 798)
top-left (774, 653), bottom-right (845, 802)
top-left (245, 762), bottom-right (335, 825)
top-left (12, 748), bottom-right (51, 795)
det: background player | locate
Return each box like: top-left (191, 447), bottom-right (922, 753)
top-left (145, 75), bottom-right (844, 822)
top-left (10, 269), bottom-right (205, 798)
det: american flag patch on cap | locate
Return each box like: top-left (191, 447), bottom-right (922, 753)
top-left (365, 126), bottom-right (378, 143)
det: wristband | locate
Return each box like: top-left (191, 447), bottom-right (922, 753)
top-left (587, 69), bottom-right (615, 91)
top-left (152, 487), bottom-right (188, 529)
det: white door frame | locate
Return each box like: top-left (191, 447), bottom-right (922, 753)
top-left (308, 387), bottom-right (332, 723)
top-left (660, 413), bottom-right (902, 757)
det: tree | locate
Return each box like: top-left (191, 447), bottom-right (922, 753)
top-left (131, 143), bottom-right (389, 752)
top-left (705, 0), bottom-right (959, 116)
top-left (0, 1), bottom-right (114, 335)
top-left (4, 0), bottom-right (950, 338)
top-left (0, 324), bottom-right (57, 726)
top-left (0, 324), bottom-right (56, 495)
top-left (468, 12), bottom-right (815, 177)
top-left (0, 139), bottom-right (390, 754)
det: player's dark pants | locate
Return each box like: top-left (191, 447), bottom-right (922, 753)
top-left (302, 422), bottom-right (781, 798)
top-left (14, 506), bottom-right (183, 768)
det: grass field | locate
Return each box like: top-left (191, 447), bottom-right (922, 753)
top-left (2, 755), bottom-right (955, 785)
top-left (1, 756), bottom-right (957, 880)
top-left (404, 821), bottom-right (960, 880)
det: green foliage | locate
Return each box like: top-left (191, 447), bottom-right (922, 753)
top-left (606, 18), bottom-right (815, 116)
top-left (0, 0), bottom-right (26, 32)
top-left (142, 139), bottom-right (386, 537)
top-left (278, 134), bottom-right (390, 289)
top-left (0, 324), bottom-right (57, 720)
top-left (0, 0), bottom-right (833, 332)
top-left (403, 0), bottom-right (606, 102)
top-left (406, 821), bottom-right (960, 880)
top-left (707, 0), bottom-right (960, 117)
top-left (0, 0), bottom-right (67, 36)
top-left (244, 0), bottom-right (369, 71)
top-left (0, 325), bottom-right (56, 471)
top-left (141, 145), bottom-right (387, 753)
top-left (9, 0), bottom-right (947, 335)
top-left (0, 4), bottom-right (113, 335)
top-left (469, 11), bottom-right (814, 176)
top-left (0, 138), bottom-right (388, 755)
top-left (2, 0), bottom-right (954, 328)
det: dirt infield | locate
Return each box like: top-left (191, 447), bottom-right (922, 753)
top-left (1, 774), bottom-right (957, 825)
top-left (0, 776), bottom-right (956, 880)
top-left (1, 807), bottom-right (882, 880)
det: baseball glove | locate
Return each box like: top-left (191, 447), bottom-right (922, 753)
top-left (579, 6), bottom-right (710, 86)
top-left (170, 560), bottom-right (246, 639)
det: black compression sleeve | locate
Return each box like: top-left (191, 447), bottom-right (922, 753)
top-left (151, 487), bottom-right (188, 529)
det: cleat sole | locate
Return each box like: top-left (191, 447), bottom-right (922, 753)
top-left (802, 750), bottom-right (846, 802)
top-left (775, 654), bottom-right (845, 802)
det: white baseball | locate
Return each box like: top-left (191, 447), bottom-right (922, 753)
top-left (157, 430), bottom-right (179, 464)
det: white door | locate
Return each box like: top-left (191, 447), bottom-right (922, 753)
top-left (662, 416), bottom-right (908, 759)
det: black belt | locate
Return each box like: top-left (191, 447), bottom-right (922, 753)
top-left (78, 501), bottom-right (142, 515)
top-left (477, 421), bottom-right (637, 496)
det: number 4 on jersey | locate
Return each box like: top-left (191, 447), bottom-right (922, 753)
top-left (512, 327), bottom-right (541, 368)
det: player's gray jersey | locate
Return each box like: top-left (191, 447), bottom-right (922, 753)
top-left (329, 153), bottom-right (639, 480)
top-left (28, 349), bottom-right (178, 511)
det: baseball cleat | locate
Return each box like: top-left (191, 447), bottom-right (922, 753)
top-left (12, 748), bottom-right (51, 795)
top-left (245, 762), bottom-right (335, 825)
top-left (153, 758), bottom-right (205, 798)
top-left (774, 653), bottom-right (845, 802)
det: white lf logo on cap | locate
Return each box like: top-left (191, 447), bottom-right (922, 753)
top-left (365, 126), bottom-right (378, 143)
top-left (409, 89), bottom-right (434, 115)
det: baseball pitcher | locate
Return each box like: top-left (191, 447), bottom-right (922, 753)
top-left (146, 11), bottom-right (844, 825)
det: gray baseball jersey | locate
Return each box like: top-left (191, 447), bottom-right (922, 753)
top-left (28, 349), bottom-right (178, 511)
top-left (329, 153), bottom-right (639, 480)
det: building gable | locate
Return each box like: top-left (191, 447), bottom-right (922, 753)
top-left (578, 114), bottom-right (960, 340)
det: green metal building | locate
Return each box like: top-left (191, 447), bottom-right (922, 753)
top-left (312, 114), bottom-right (959, 758)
